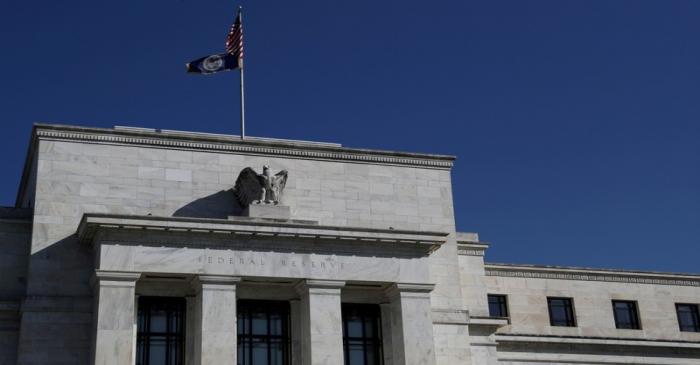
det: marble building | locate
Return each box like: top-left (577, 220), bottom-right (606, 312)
top-left (0, 123), bottom-right (698, 365)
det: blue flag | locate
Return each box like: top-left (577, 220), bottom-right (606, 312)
top-left (186, 53), bottom-right (240, 75)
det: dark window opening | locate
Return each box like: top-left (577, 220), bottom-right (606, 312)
top-left (547, 297), bottom-right (576, 327)
top-left (237, 300), bottom-right (291, 365)
top-left (342, 303), bottom-right (383, 365)
top-left (488, 294), bottom-right (508, 317)
top-left (676, 303), bottom-right (700, 332)
top-left (136, 296), bottom-right (186, 365)
top-left (612, 300), bottom-right (641, 330)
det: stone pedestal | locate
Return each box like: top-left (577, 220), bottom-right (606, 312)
top-left (242, 203), bottom-right (291, 220)
top-left (386, 283), bottom-right (436, 365)
top-left (295, 280), bottom-right (345, 365)
top-left (191, 275), bottom-right (241, 365)
top-left (91, 271), bottom-right (141, 365)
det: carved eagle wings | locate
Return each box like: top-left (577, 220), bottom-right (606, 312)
top-left (234, 166), bottom-right (288, 208)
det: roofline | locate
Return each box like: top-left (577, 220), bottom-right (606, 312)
top-left (33, 123), bottom-right (457, 163)
top-left (485, 262), bottom-right (700, 278)
top-left (16, 123), bottom-right (456, 207)
top-left (485, 262), bottom-right (700, 281)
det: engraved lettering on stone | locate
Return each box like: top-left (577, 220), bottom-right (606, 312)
top-left (199, 254), bottom-right (345, 271)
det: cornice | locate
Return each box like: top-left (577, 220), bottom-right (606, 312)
top-left (456, 232), bottom-right (489, 256)
top-left (457, 242), bottom-right (489, 256)
top-left (77, 213), bottom-right (448, 255)
top-left (485, 263), bottom-right (700, 287)
top-left (33, 124), bottom-right (455, 169)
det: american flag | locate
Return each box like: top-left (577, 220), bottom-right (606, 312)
top-left (225, 10), bottom-right (243, 63)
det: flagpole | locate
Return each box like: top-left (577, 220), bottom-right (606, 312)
top-left (240, 62), bottom-right (245, 140)
top-left (238, 6), bottom-right (245, 140)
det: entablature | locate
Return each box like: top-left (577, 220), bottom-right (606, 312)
top-left (77, 213), bottom-right (448, 256)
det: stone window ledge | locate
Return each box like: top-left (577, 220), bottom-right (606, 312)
top-left (496, 333), bottom-right (700, 348)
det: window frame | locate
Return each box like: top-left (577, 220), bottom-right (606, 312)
top-left (547, 297), bottom-right (577, 327)
top-left (237, 299), bottom-right (291, 365)
top-left (487, 294), bottom-right (509, 318)
top-left (675, 303), bottom-right (700, 333)
top-left (612, 300), bottom-right (642, 330)
top-left (136, 296), bottom-right (187, 365)
top-left (341, 303), bottom-right (383, 365)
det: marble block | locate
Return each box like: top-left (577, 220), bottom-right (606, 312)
top-left (242, 203), bottom-right (291, 220)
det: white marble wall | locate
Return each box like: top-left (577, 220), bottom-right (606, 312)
top-left (484, 271), bottom-right (700, 342)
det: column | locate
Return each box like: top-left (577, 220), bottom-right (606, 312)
top-left (91, 270), bottom-right (141, 365)
top-left (295, 279), bottom-right (345, 365)
top-left (191, 275), bottom-right (241, 365)
top-left (385, 283), bottom-right (436, 365)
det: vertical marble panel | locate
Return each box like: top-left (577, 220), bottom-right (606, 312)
top-left (91, 271), bottom-right (140, 365)
top-left (386, 283), bottom-right (436, 365)
top-left (191, 275), bottom-right (240, 365)
top-left (295, 280), bottom-right (345, 365)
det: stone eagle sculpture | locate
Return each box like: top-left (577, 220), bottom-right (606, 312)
top-left (234, 165), bottom-right (288, 207)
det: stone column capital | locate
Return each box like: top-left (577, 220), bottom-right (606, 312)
top-left (384, 282), bottom-right (435, 299)
top-left (294, 279), bottom-right (345, 295)
top-left (190, 275), bottom-right (241, 292)
top-left (90, 270), bottom-right (141, 289)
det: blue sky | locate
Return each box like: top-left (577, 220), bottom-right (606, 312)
top-left (1, 1), bottom-right (698, 272)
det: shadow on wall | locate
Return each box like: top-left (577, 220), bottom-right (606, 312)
top-left (172, 189), bottom-right (244, 219)
top-left (30, 234), bottom-right (95, 297)
top-left (20, 233), bottom-right (95, 364)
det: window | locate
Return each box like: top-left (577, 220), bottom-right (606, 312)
top-left (547, 297), bottom-right (576, 327)
top-left (237, 300), bottom-right (290, 365)
top-left (612, 300), bottom-right (641, 329)
top-left (342, 304), bottom-right (383, 365)
top-left (676, 303), bottom-right (700, 332)
top-left (488, 295), bottom-right (508, 317)
top-left (136, 296), bottom-right (186, 365)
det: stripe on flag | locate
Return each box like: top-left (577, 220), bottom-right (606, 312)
top-left (225, 11), bottom-right (243, 62)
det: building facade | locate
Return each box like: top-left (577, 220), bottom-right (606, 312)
top-left (0, 123), bottom-right (698, 365)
